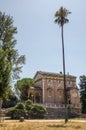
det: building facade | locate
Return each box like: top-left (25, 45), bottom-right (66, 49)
top-left (28, 71), bottom-right (81, 114)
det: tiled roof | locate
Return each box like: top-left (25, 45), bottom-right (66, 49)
top-left (36, 71), bottom-right (76, 78)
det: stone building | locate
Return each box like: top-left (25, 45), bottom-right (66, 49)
top-left (28, 71), bottom-right (81, 117)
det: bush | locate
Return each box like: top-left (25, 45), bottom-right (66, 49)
top-left (16, 102), bottom-right (25, 109)
top-left (25, 99), bottom-right (32, 105)
top-left (2, 95), bottom-right (18, 108)
top-left (67, 105), bottom-right (79, 118)
top-left (29, 104), bottom-right (46, 119)
top-left (6, 101), bottom-right (46, 119)
top-left (25, 99), bottom-right (32, 118)
top-left (6, 102), bottom-right (27, 119)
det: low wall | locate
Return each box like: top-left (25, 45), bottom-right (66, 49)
top-left (43, 103), bottom-right (81, 119)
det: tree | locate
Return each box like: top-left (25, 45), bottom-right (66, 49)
top-left (15, 78), bottom-right (34, 101)
top-left (0, 12), bottom-right (25, 80)
top-left (0, 49), bottom-right (11, 99)
top-left (0, 11), bottom-right (25, 121)
top-left (2, 93), bottom-right (18, 108)
top-left (0, 48), bottom-right (11, 121)
top-left (79, 75), bottom-right (86, 113)
top-left (54, 7), bottom-right (71, 123)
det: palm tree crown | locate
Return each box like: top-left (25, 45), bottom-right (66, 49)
top-left (54, 6), bottom-right (71, 26)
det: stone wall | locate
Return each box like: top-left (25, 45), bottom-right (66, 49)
top-left (46, 107), bottom-right (80, 119)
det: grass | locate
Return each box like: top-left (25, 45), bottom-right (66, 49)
top-left (0, 120), bottom-right (86, 130)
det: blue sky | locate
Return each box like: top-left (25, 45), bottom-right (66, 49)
top-left (0, 0), bottom-right (86, 84)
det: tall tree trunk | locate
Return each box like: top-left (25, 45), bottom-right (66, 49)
top-left (0, 99), bottom-right (2, 122)
top-left (61, 25), bottom-right (68, 123)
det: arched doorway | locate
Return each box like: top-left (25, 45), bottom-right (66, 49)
top-left (35, 92), bottom-right (41, 103)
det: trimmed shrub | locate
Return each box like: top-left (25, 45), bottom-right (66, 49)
top-left (29, 104), bottom-right (46, 119)
top-left (16, 102), bottom-right (25, 109)
top-left (6, 102), bottom-right (27, 119)
top-left (6, 101), bottom-right (46, 119)
top-left (25, 99), bottom-right (32, 105)
top-left (25, 99), bottom-right (32, 118)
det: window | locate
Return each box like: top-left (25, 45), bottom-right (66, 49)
top-left (57, 80), bottom-right (63, 85)
top-left (48, 89), bottom-right (52, 97)
top-left (58, 80), bottom-right (61, 84)
top-left (48, 79), bottom-right (53, 87)
top-left (68, 81), bottom-right (73, 87)
top-left (57, 90), bottom-right (63, 98)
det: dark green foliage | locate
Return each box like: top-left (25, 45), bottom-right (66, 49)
top-left (29, 104), bottom-right (46, 119)
top-left (6, 107), bottom-right (27, 119)
top-left (16, 102), bottom-right (25, 109)
top-left (0, 11), bottom-right (25, 80)
top-left (2, 94), bottom-right (18, 108)
top-left (25, 99), bottom-right (32, 118)
top-left (15, 78), bottom-right (34, 101)
top-left (79, 75), bottom-right (86, 113)
top-left (6, 101), bottom-right (46, 119)
top-left (6, 102), bottom-right (27, 119)
top-left (25, 99), bottom-right (32, 106)
top-left (0, 49), bottom-right (11, 99)
top-left (67, 105), bottom-right (79, 118)
top-left (0, 11), bottom-right (25, 100)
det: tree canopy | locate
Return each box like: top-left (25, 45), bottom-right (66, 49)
top-left (0, 11), bottom-right (25, 100)
top-left (79, 75), bottom-right (86, 113)
top-left (15, 78), bottom-right (34, 101)
top-left (0, 48), bottom-right (11, 99)
top-left (54, 6), bottom-right (71, 26)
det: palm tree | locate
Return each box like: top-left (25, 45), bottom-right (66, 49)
top-left (54, 7), bottom-right (71, 123)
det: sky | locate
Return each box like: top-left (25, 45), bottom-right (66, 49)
top-left (0, 0), bottom-right (86, 84)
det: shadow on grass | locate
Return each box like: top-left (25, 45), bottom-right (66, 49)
top-left (48, 124), bottom-right (67, 128)
top-left (48, 124), bottom-right (81, 129)
top-left (0, 124), bottom-right (7, 127)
